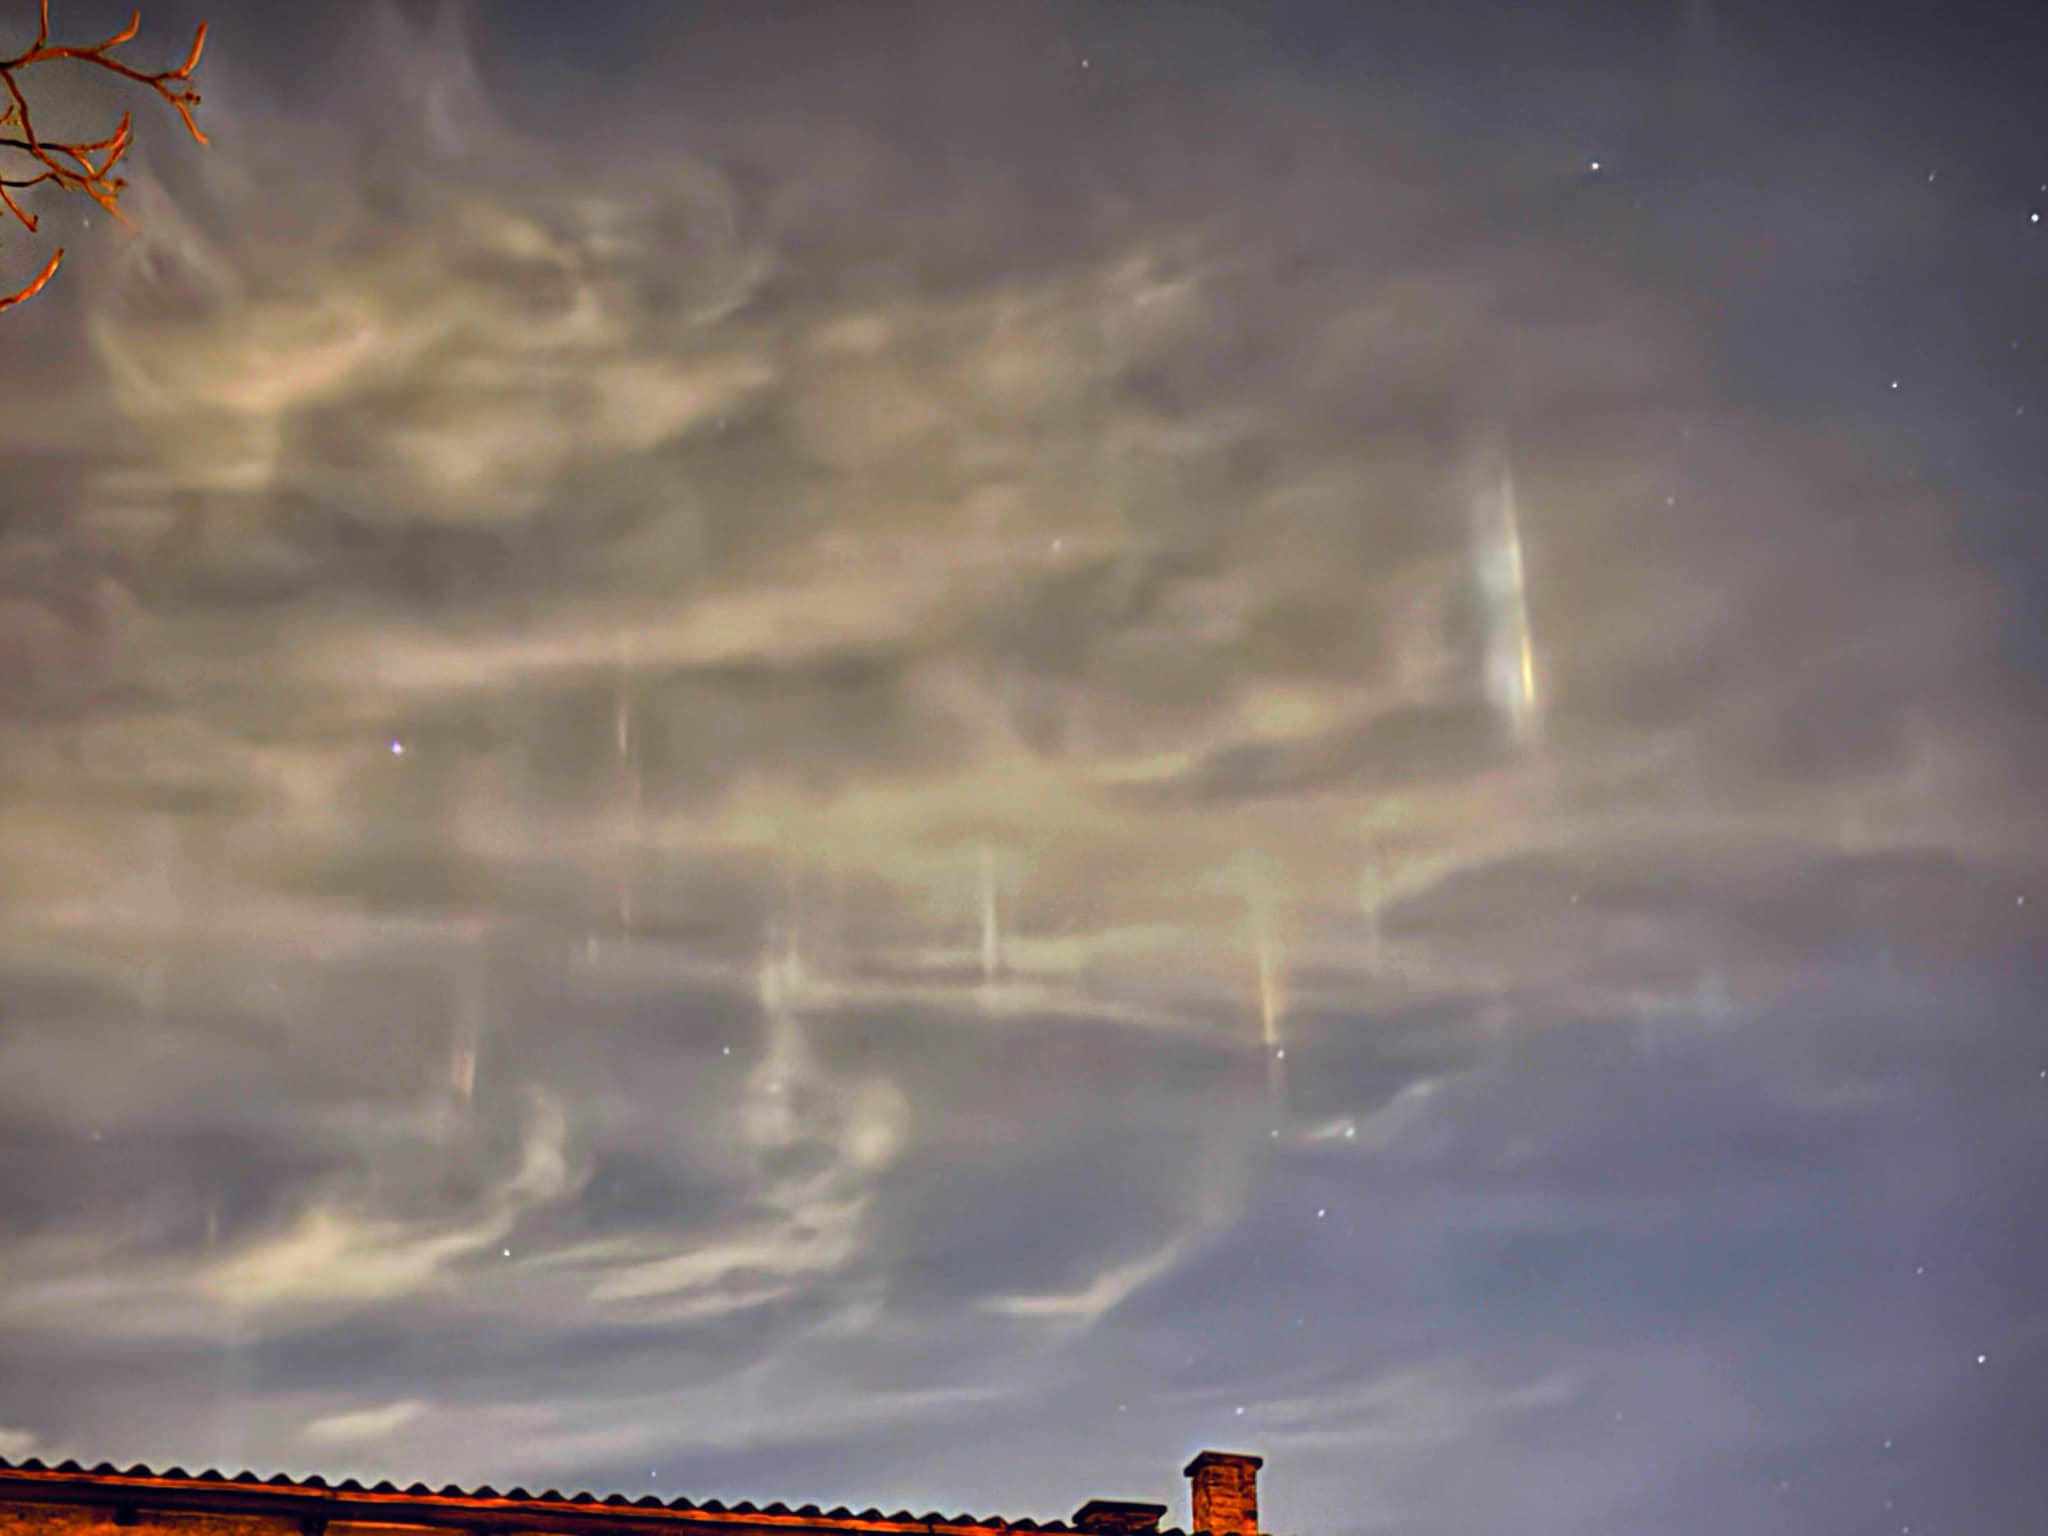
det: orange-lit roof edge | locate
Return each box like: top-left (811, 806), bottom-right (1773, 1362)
top-left (0, 1455), bottom-right (1239, 1536)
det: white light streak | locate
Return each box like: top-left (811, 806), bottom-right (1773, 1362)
top-left (979, 842), bottom-right (1001, 989)
top-left (1477, 464), bottom-right (1540, 744)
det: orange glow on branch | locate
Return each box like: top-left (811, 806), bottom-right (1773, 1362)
top-left (0, 0), bottom-right (209, 313)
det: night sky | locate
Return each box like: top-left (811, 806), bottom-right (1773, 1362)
top-left (3, 3), bottom-right (2047, 1534)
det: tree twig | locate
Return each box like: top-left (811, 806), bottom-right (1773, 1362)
top-left (0, 0), bottom-right (208, 313)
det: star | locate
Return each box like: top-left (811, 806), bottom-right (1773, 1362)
top-left (388, 739), bottom-right (406, 756)
top-left (1976, 1353), bottom-right (1988, 1365)
top-left (1315, 1207), bottom-right (1327, 1219)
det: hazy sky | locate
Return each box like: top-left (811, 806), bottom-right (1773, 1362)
top-left (3, 4), bottom-right (2046, 1535)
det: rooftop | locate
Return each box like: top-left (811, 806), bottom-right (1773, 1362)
top-left (0, 1451), bottom-right (1268, 1536)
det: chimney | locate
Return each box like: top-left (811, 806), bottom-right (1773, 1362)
top-left (1183, 1451), bottom-right (1262, 1536)
top-left (1072, 1501), bottom-right (1168, 1536)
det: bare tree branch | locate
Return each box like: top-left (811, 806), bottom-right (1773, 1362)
top-left (0, 0), bottom-right (208, 314)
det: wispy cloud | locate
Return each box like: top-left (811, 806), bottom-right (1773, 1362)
top-left (302, 1399), bottom-right (427, 1447)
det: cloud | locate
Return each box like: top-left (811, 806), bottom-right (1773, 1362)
top-left (556, 946), bottom-right (909, 1323)
top-left (983, 1231), bottom-right (1208, 1325)
top-left (0, 1090), bottom-right (572, 1336)
top-left (302, 1399), bottom-right (427, 1446)
top-left (1244, 1360), bottom-right (1592, 1454)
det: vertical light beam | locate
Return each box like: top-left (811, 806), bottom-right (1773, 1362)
top-left (141, 814), bottom-right (175, 1029)
top-left (1360, 859), bottom-right (1384, 975)
top-left (615, 633), bottom-right (642, 933)
top-left (1251, 879), bottom-right (1287, 1121)
top-left (449, 934), bottom-right (482, 1111)
top-left (1477, 465), bottom-right (1540, 744)
top-left (979, 842), bottom-right (1001, 989)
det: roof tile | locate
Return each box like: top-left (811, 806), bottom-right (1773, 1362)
top-left (0, 1452), bottom-right (1088, 1536)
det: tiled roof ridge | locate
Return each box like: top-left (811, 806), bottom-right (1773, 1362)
top-left (0, 1455), bottom-right (1197, 1536)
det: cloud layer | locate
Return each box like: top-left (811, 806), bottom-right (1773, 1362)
top-left (3, 4), bottom-right (2045, 1536)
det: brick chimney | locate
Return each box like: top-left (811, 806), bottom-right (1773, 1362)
top-left (1072, 1500), bottom-right (1168, 1536)
top-left (1183, 1451), bottom-right (1261, 1536)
